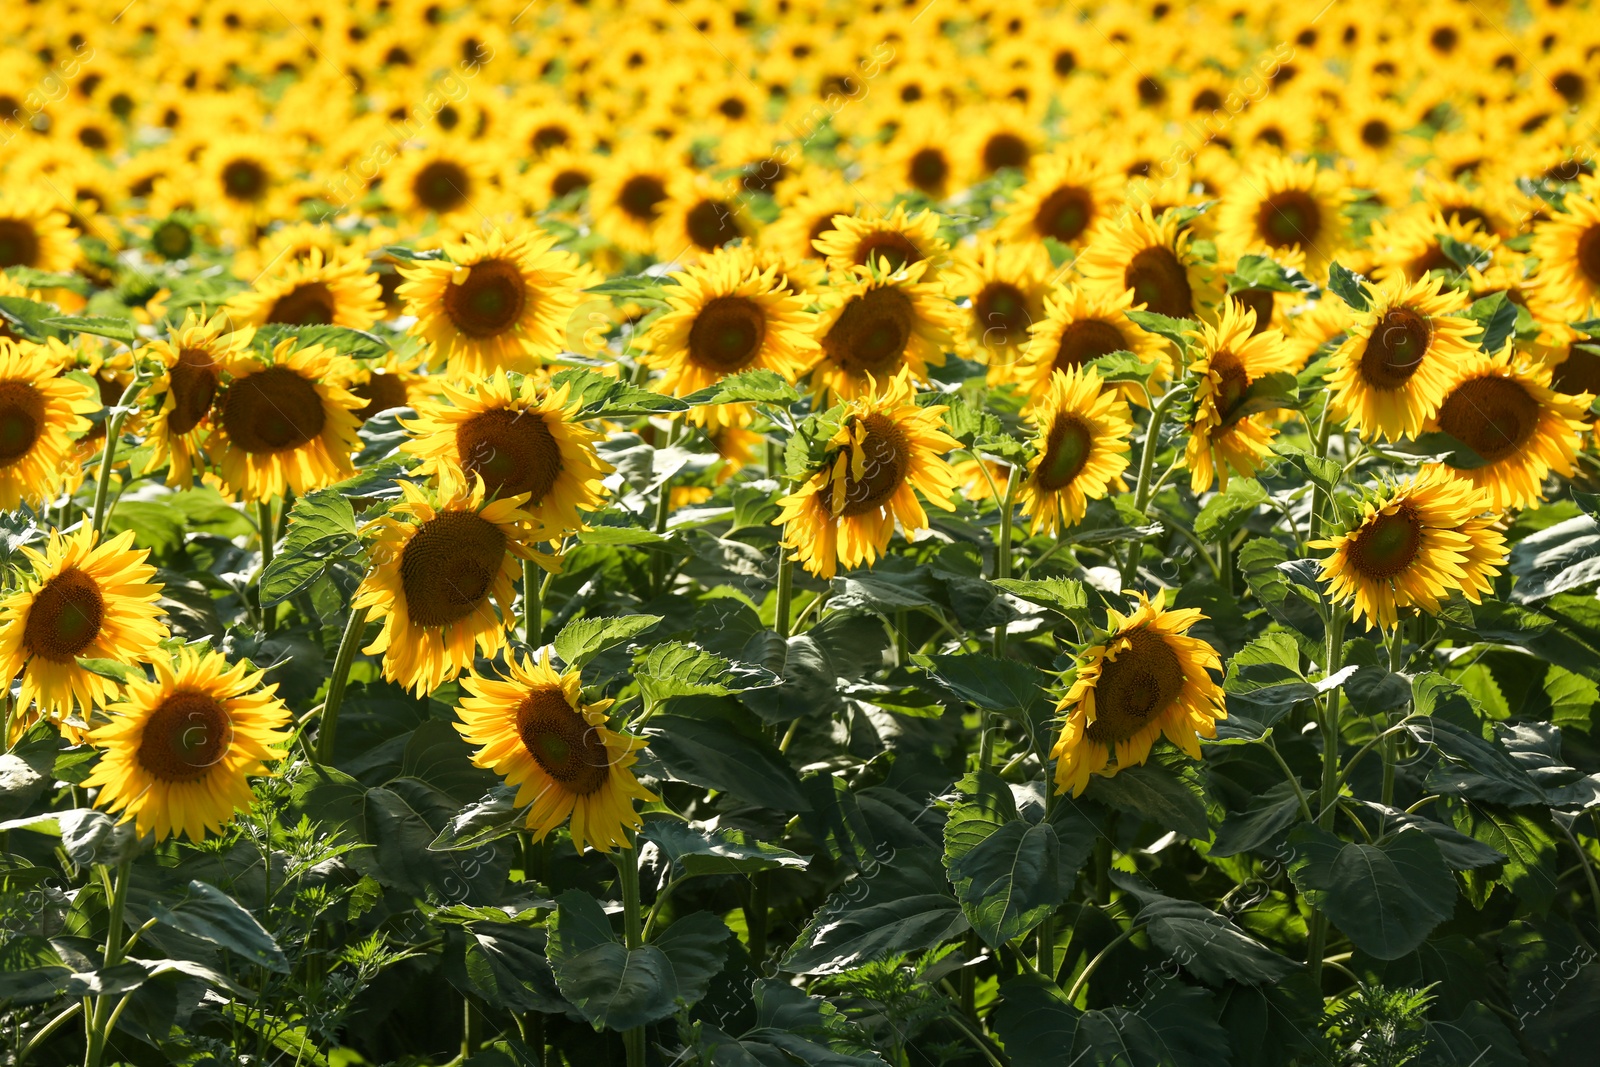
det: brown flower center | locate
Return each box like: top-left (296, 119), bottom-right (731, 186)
top-left (136, 692), bottom-right (232, 783)
top-left (455, 407), bottom-right (564, 504)
top-left (618, 174), bottom-right (668, 221)
top-left (22, 566), bottom-right (104, 663)
top-left (1035, 185), bottom-right (1093, 243)
top-left (220, 158), bottom-right (267, 202)
top-left (353, 371), bottom-right (409, 421)
top-left (1255, 189), bottom-right (1322, 249)
top-left (908, 148), bottom-right (950, 195)
top-left (1359, 307), bottom-right (1432, 390)
top-left (399, 509), bottom-right (507, 627)
top-left (1126, 245), bottom-right (1194, 319)
top-left (443, 258), bottom-right (527, 339)
top-left (167, 347), bottom-right (221, 435)
top-left (982, 132), bottom-right (1029, 173)
top-left (551, 169), bottom-right (590, 197)
top-left (822, 286), bottom-right (915, 377)
top-left (1212, 354), bottom-right (1251, 423)
top-left (1054, 320), bottom-right (1127, 371)
top-left (1084, 627), bottom-right (1185, 744)
top-left (974, 282), bottom-right (1032, 350)
top-left (1577, 224), bottom-right (1600, 287)
top-left (1554, 343), bottom-right (1600, 395)
top-left (413, 160), bottom-right (471, 213)
top-left (152, 220), bottom-right (194, 260)
top-left (1347, 507), bottom-right (1424, 579)
top-left (1230, 290), bottom-right (1275, 335)
top-left (1436, 375), bottom-right (1541, 464)
top-left (266, 281), bottom-right (338, 326)
top-left (1036, 415), bottom-right (1094, 490)
top-left (0, 381), bottom-right (43, 466)
top-left (838, 413), bottom-right (909, 516)
top-left (854, 232), bottom-right (923, 272)
top-left (686, 199), bottom-right (740, 251)
top-left (0, 219), bottom-right (41, 269)
top-left (221, 365), bottom-right (326, 453)
top-left (516, 686), bottom-right (610, 795)
top-left (688, 295), bottom-right (766, 372)
top-left (1360, 120), bottom-right (1391, 148)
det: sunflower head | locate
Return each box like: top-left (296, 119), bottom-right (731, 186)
top-left (810, 261), bottom-right (958, 404)
top-left (1183, 300), bottom-right (1300, 493)
top-left (144, 310), bottom-right (254, 486)
top-left (1017, 367), bottom-right (1134, 536)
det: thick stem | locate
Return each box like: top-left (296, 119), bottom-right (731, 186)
top-left (774, 549), bottom-right (794, 639)
top-left (83, 860), bottom-right (132, 1067)
top-left (1382, 623), bottom-right (1405, 808)
top-left (1066, 922), bottom-right (1139, 1005)
top-left (1305, 609), bottom-right (1346, 989)
top-left (748, 873), bottom-right (769, 965)
top-left (256, 500), bottom-right (276, 637)
top-left (523, 558), bottom-right (542, 647)
top-left (315, 606), bottom-right (371, 764)
top-left (90, 379), bottom-right (143, 538)
top-left (612, 843), bottom-right (645, 1067)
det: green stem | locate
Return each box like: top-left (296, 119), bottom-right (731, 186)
top-left (20, 1000), bottom-right (81, 1064)
top-left (991, 464), bottom-right (1020, 658)
top-left (83, 860), bottom-right (132, 1067)
top-left (1308, 402), bottom-right (1334, 542)
top-left (257, 500), bottom-right (276, 637)
top-left (774, 549), bottom-right (794, 639)
top-left (612, 843), bottom-right (645, 1067)
top-left (90, 379), bottom-right (143, 538)
top-left (1382, 623), bottom-right (1405, 807)
top-left (1305, 608), bottom-right (1346, 990)
top-left (1120, 389), bottom-right (1180, 587)
top-left (523, 558), bottom-right (542, 647)
top-left (1066, 922), bottom-right (1140, 1005)
top-left (749, 872), bottom-right (769, 965)
top-left (315, 606), bottom-right (370, 764)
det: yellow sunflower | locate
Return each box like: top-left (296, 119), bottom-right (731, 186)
top-left (1426, 347), bottom-right (1590, 511)
top-left (0, 192), bottom-right (77, 273)
top-left (812, 204), bottom-right (950, 278)
top-left (454, 649), bottom-right (656, 853)
top-left (588, 150), bottom-right (675, 255)
top-left (1017, 367), bottom-right (1134, 536)
top-left (1185, 301), bottom-right (1300, 494)
top-left (1012, 285), bottom-right (1169, 400)
top-left (639, 250), bottom-right (817, 428)
top-left (401, 373), bottom-right (610, 537)
top-left (354, 473), bottom-right (552, 697)
top-left (1326, 275), bottom-right (1477, 441)
top-left (1051, 590), bottom-right (1226, 798)
top-left (0, 338), bottom-right (100, 510)
top-left (81, 647), bottom-right (292, 843)
top-left (809, 261), bottom-right (959, 404)
top-left (1216, 158), bottom-right (1349, 278)
top-left (1075, 206), bottom-right (1219, 322)
top-left (775, 369), bottom-right (960, 580)
top-left (1313, 466), bottom-right (1506, 631)
top-left (943, 239), bottom-right (1052, 368)
top-left (143, 311), bottom-right (254, 487)
top-left (1529, 175), bottom-right (1600, 319)
top-left (211, 340), bottom-right (364, 501)
top-left (996, 150), bottom-right (1122, 250)
top-left (398, 228), bottom-right (584, 378)
top-left (225, 249), bottom-right (385, 331)
top-left (0, 527), bottom-right (167, 721)
top-left (346, 351), bottom-right (430, 423)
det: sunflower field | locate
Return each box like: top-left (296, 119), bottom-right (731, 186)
top-left (10, 1), bottom-right (1600, 1065)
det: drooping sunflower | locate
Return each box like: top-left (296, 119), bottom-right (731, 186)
top-left (0, 192), bottom-right (78, 272)
top-left (81, 647), bottom-right (292, 842)
top-left (1313, 466), bottom-right (1507, 631)
top-left (143, 311), bottom-right (254, 487)
top-left (211, 340), bottom-right (364, 501)
top-left (812, 204), bottom-right (950, 278)
top-left (225, 250), bottom-right (385, 331)
top-left (1185, 301), bottom-right (1301, 494)
top-left (1215, 158), bottom-right (1349, 278)
top-left (1051, 590), bottom-right (1226, 798)
top-left (1528, 175), bottom-right (1600, 319)
top-left (1012, 286), bottom-right (1169, 399)
top-left (774, 369), bottom-right (960, 580)
top-left (638, 251), bottom-right (817, 428)
top-left (0, 338), bottom-right (101, 510)
top-left (1017, 367), bottom-right (1134, 536)
top-left (0, 527), bottom-right (167, 721)
top-left (1426, 347), bottom-right (1590, 510)
top-left (454, 649), bottom-right (656, 853)
top-left (1075, 206), bottom-right (1219, 322)
top-left (996, 150), bottom-right (1122, 250)
top-left (354, 473), bottom-right (552, 696)
top-left (402, 373), bottom-right (611, 537)
top-left (398, 228), bottom-right (584, 378)
top-left (809, 261), bottom-right (959, 404)
top-left (1326, 275), bottom-right (1477, 441)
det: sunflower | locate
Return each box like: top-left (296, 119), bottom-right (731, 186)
top-left (1367, 208), bottom-right (1502, 286)
top-left (386, 139), bottom-right (495, 221)
top-left (346, 351), bottom-right (430, 423)
top-left (1215, 158), bottom-right (1348, 278)
top-left (588, 150), bottom-right (675, 255)
top-left (638, 250), bottom-right (817, 428)
top-left (943, 239), bottom-right (1052, 368)
top-left (454, 649), bottom-right (656, 853)
top-left (0, 339), bottom-right (101, 510)
top-left (1012, 285), bottom-right (1170, 399)
top-left (225, 249), bottom-right (385, 331)
top-left (1017, 367), bottom-right (1134, 536)
top-left (996, 150), bottom-right (1122, 250)
top-left (1528, 175), bottom-right (1600, 319)
top-left (0, 192), bottom-right (78, 272)
top-left (762, 170), bottom-right (860, 266)
top-left (211, 340), bottom-right (364, 501)
top-left (774, 369), bottom-right (960, 580)
top-left (398, 228), bottom-right (584, 378)
top-left (1075, 206), bottom-right (1220, 322)
top-left (654, 173), bottom-right (758, 262)
top-left (1051, 590), bottom-right (1226, 798)
top-left (1185, 300), bottom-right (1301, 494)
top-left (812, 204), bottom-right (950, 277)
top-left (1426, 347), bottom-right (1590, 510)
top-left (401, 373), bottom-right (610, 536)
top-left (80, 647), bottom-right (291, 842)
top-left (143, 310), bottom-right (254, 487)
top-left (809, 261), bottom-right (959, 404)
top-left (1312, 466), bottom-right (1507, 630)
top-left (353, 473), bottom-right (551, 696)
top-left (0, 527), bottom-right (167, 721)
top-left (1326, 275), bottom-right (1476, 441)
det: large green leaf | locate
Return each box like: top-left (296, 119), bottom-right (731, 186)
top-left (553, 613), bottom-right (663, 669)
top-left (1194, 478), bottom-right (1267, 542)
top-left (645, 712), bottom-right (808, 812)
top-left (652, 911), bottom-right (733, 1006)
top-left (634, 642), bottom-right (775, 704)
top-left (1210, 781), bottom-right (1303, 858)
top-left (1113, 875), bottom-right (1300, 985)
top-left (1508, 514), bottom-right (1600, 603)
top-left (1086, 762), bottom-right (1211, 839)
top-left (150, 880), bottom-right (289, 973)
top-left (457, 922), bottom-right (567, 1015)
top-left (1287, 825), bottom-right (1456, 959)
top-left (260, 488), bottom-right (360, 606)
top-left (947, 821), bottom-right (1061, 948)
top-left (547, 890), bottom-right (679, 1031)
top-left (640, 817), bottom-right (809, 877)
top-left (992, 979), bottom-right (1081, 1067)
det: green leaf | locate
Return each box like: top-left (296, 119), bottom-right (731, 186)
top-left (1453, 805), bottom-right (1559, 912)
top-left (1086, 349), bottom-right (1165, 384)
top-left (1113, 875), bottom-right (1300, 985)
top-left (1438, 234), bottom-right (1494, 272)
top-left (1222, 631), bottom-right (1314, 723)
top-left (1125, 309), bottom-right (1196, 351)
top-left (74, 657), bottom-right (142, 684)
top-left (781, 889), bottom-right (967, 976)
top-left (1326, 262), bottom-right (1372, 311)
top-left (681, 369), bottom-right (799, 406)
top-left (459, 922), bottom-right (566, 1014)
top-left (0, 296), bottom-right (65, 342)
top-left (584, 274), bottom-right (668, 300)
top-left (785, 403), bottom-right (847, 482)
top-left (641, 817), bottom-right (808, 877)
top-left (5, 266), bottom-right (92, 295)
top-left (1238, 537), bottom-right (1325, 646)
top-left (1508, 513), bottom-right (1600, 603)
top-left (261, 488), bottom-right (359, 606)
top-left (947, 820), bottom-right (1061, 947)
top-left (1225, 254), bottom-right (1316, 295)
top-left (547, 891), bottom-right (679, 1032)
top-left (1210, 781), bottom-right (1304, 858)
top-left (1218, 370), bottom-right (1299, 426)
top-left (552, 614), bottom-right (663, 669)
top-left (993, 979), bottom-right (1081, 1067)
top-left (41, 315), bottom-right (136, 344)
top-left (151, 880), bottom-right (290, 973)
top-left (1464, 290), bottom-right (1517, 354)
top-left (646, 712), bottom-right (808, 812)
top-left (552, 366), bottom-right (686, 419)
top-left (1356, 804), bottom-right (1505, 871)
top-left (429, 787), bottom-right (528, 852)
top-left (1087, 761), bottom-right (1211, 839)
top-left (915, 653), bottom-right (1052, 721)
top-left (1287, 825), bottom-right (1456, 959)
top-left (1417, 1004), bottom-right (1528, 1067)
top-left (991, 577), bottom-right (1092, 627)
top-left (1075, 983), bottom-right (1233, 1067)
top-left (653, 911), bottom-right (732, 1007)
top-left (635, 642), bottom-right (774, 704)
top-left (1194, 478), bottom-right (1268, 541)
top-left (254, 323), bottom-right (390, 358)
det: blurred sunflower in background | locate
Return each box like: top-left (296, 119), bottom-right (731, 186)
top-left (226, 250), bottom-right (385, 330)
